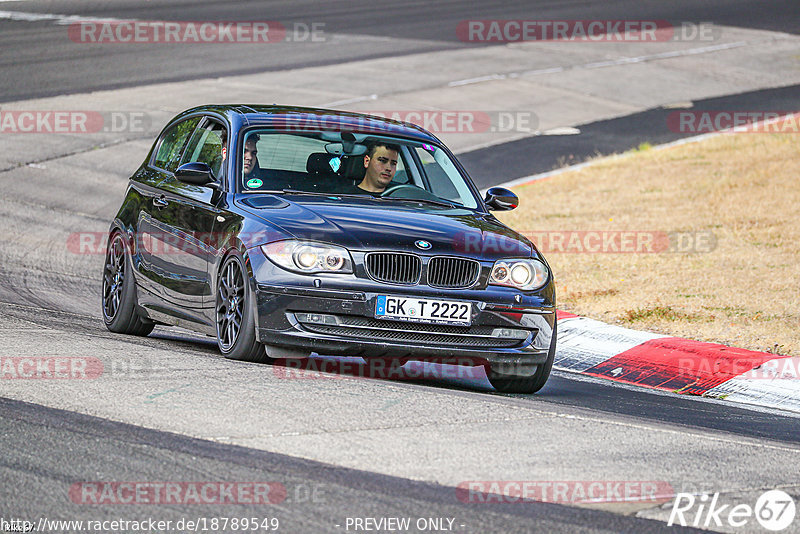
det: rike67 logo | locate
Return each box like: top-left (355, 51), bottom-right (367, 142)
top-left (668, 490), bottom-right (796, 531)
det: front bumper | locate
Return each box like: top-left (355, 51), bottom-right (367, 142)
top-left (253, 281), bottom-right (555, 373)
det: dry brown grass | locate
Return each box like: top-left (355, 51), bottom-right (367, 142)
top-left (497, 133), bottom-right (800, 356)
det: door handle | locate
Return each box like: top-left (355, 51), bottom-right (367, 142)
top-left (153, 196), bottom-right (168, 208)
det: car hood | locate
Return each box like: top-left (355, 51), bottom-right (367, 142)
top-left (236, 195), bottom-right (535, 260)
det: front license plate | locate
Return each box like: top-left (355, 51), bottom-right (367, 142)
top-left (375, 295), bottom-right (472, 326)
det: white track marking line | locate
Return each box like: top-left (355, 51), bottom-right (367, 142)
top-left (449, 41), bottom-right (752, 87)
top-left (0, 10), bottom-right (135, 24)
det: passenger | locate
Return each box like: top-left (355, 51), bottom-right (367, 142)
top-left (240, 134), bottom-right (276, 189)
top-left (243, 134), bottom-right (265, 180)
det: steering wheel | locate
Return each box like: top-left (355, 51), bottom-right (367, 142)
top-left (381, 184), bottom-right (416, 197)
top-left (380, 184), bottom-right (440, 201)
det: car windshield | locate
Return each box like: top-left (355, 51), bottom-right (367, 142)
top-left (239, 130), bottom-right (479, 209)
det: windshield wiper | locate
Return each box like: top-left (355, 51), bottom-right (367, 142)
top-left (269, 189), bottom-right (364, 198)
top-left (252, 189), bottom-right (461, 207)
top-left (380, 196), bottom-right (460, 209)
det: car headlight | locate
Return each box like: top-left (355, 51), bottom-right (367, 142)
top-left (490, 259), bottom-right (549, 290)
top-left (261, 240), bottom-right (353, 274)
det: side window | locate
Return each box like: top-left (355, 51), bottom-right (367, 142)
top-left (180, 120), bottom-right (226, 178)
top-left (153, 117), bottom-right (200, 172)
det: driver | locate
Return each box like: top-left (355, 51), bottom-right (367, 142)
top-left (351, 141), bottom-right (401, 195)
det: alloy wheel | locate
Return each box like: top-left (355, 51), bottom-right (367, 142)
top-left (216, 256), bottom-right (245, 352)
top-left (102, 234), bottom-right (126, 321)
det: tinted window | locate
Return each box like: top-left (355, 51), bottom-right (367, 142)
top-left (180, 120), bottom-right (226, 178)
top-left (153, 117), bottom-right (200, 172)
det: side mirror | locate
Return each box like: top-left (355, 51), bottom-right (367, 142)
top-left (175, 162), bottom-right (216, 186)
top-left (484, 187), bottom-right (518, 211)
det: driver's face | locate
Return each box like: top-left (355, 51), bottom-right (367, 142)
top-left (243, 139), bottom-right (258, 176)
top-left (362, 146), bottom-right (398, 192)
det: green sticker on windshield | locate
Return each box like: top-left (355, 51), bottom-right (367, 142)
top-left (246, 178), bottom-right (263, 188)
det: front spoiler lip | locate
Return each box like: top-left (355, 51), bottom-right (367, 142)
top-left (256, 327), bottom-right (550, 368)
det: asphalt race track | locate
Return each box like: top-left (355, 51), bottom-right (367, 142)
top-left (1, 1), bottom-right (799, 533)
top-left (1, 0), bottom-right (797, 102)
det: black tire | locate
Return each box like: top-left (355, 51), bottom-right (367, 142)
top-left (102, 231), bottom-right (155, 336)
top-left (216, 251), bottom-right (269, 363)
top-left (488, 319), bottom-right (557, 394)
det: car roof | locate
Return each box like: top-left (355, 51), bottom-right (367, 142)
top-left (176, 104), bottom-right (442, 144)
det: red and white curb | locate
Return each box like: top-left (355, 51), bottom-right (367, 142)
top-left (555, 311), bottom-right (800, 413)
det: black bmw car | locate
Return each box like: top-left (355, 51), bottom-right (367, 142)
top-left (102, 105), bottom-right (556, 393)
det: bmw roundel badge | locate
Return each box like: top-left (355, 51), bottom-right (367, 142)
top-left (415, 240), bottom-right (432, 250)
